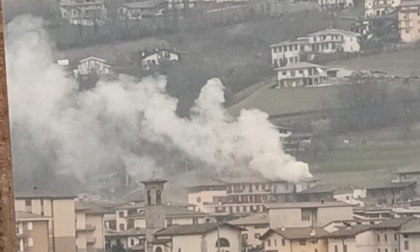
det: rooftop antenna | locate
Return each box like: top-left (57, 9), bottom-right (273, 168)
top-left (0, 1), bottom-right (18, 251)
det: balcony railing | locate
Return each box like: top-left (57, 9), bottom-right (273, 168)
top-left (76, 224), bottom-right (96, 232)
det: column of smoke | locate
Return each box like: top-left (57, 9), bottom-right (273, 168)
top-left (7, 16), bottom-right (312, 190)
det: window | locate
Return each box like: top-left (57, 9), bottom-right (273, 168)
top-left (299, 70), bottom-right (304, 74)
top-left (119, 211), bottom-right (124, 218)
top-left (274, 239), bottom-right (277, 246)
top-left (385, 234), bottom-right (388, 241)
top-left (299, 240), bottom-right (306, 245)
top-left (130, 239), bottom-right (135, 246)
top-left (178, 249), bottom-right (181, 252)
top-left (242, 234), bottom-right (248, 240)
top-left (406, 29), bottom-right (410, 33)
top-left (301, 210), bottom-right (310, 221)
top-left (236, 206), bottom-right (240, 212)
top-left (243, 206), bottom-right (247, 212)
top-left (119, 224), bottom-right (125, 230)
top-left (395, 233), bottom-right (398, 241)
top-left (404, 240), bottom-right (409, 250)
top-left (28, 238), bottom-right (33, 247)
top-left (156, 190), bottom-right (161, 205)
top-left (155, 247), bottom-right (163, 252)
top-left (335, 245), bottom-right (338, 252)
top-left (404, 234), bottom-right (409, 238)
top-left (216, 238), bottom-right (230, 247)
top-left (378, 249), bottom-right (380, 252)
top-left (282, 71), bottom-right (287, 76)
top-left (377, 234), bottom-right (380, 242)
top-left (344, 245), bottom-right (348, 252)
top-left (254, 233), bottom-right (260, 239)
top-left (385, 249), bottom-right (388, 252)
top-left (282, 239), bottom-right (285, 246)
top-left (267, 239), bottom-right (271, 247)
top-left (197, 197), bottom-right (201, 203)
top-left (27, 222), bottom-right (33, 230)
top-left (25, 199), bottom-right (31, 207)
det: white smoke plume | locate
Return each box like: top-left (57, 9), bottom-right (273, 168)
top-left (7, 16), bottom-right (311, 189)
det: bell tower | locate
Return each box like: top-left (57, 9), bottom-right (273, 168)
top-left (141, 177), bottom-right (167, 252)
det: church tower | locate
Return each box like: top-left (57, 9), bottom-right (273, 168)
top-left (141, 177), bottom-right (167, 252)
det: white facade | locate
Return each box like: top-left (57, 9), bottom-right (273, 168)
top-left (318, 0), bottom-right (354, 9)
top-left (267, 202), bottom-right (354, 228)
top-left (270, 41), bottom-right (306, 67)
top-left (77, 57), bottom-right (112, 76)
top-left (275, 62), bottom-right (328, 87)
top-left (270, 29), bottom-right (361, 67)
top-left (59, 0), bottom-right (107, 26)
top-left (142, 50), bottom-right (180, 69)
top-left (399, 0), bottom-right (420, 43)
top-left (328, 230), bottom-right (376, 252)
top-left (365, 0), bottom-right (401, 17)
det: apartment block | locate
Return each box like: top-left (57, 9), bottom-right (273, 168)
top-left (16, 211), bottom-right (50, 252)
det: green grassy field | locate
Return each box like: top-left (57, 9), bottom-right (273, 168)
top-left (307, 126), bottom-right (420, 187)
top-left (329, 48), bottom-right (420, 77)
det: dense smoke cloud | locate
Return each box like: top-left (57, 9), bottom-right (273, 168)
top-left (7, 16), bottom-right (311, 189)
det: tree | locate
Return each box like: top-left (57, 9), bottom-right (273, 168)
top-left (111, 238), bottom-right (126, 252)
top-left (337, 77), bottom-right (392, 131)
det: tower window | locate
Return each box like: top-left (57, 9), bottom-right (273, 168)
top-left (147, 190), bottom-right (152, 205)
top-left (156, 190), bottom-right (162, 205)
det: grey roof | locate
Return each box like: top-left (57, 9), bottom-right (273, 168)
top-left (270, 40), bottom-right (307, 48)
top-left (228, 213), bottom-right (269, 226)
top-left (15, 191), bottom-right (75, 200)
top-left (16, 211), bottom-right (50, 221)
top-left (274, 62), bottom-right (326, 71)
top-left (401, 219), bottom-right (420, 233)
top-left (75, 201), bottom-right (114, 214)
top-left (394, 164), bottom-right (420, 175)
top-left (261, 227), bottom-right (328, 240)
top-left (400, 0), bottom-right (420, 6)
top-left (124, 0), bottom-right (165, 9)
top-left (373, 217), bottom-right (414, 229)
top-left (307, 28), bottom-right (361, 37)
top-left (114, 202), bottom-right (145, 210)
top-left (140, 178), bottom-right (168, 185)
top-left (154, 223), bottom-right (242, 236)
top-left (105, 227), bottom-right (147, 237)
top-left (126, 206), bottom-right (208, 219)
top-left (266, 201), bottom-right (352, 209)
top-left (325, 225), bottom-right (372, 238)
top-left (299, 184), bottom-right (336, 194)
top-left (367, 181), bottom-right (416, 190)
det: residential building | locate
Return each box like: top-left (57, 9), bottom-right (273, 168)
top-left (187, 177), bottom-right (319, 216)
top-left (260, 227), bottom-right (329, 252)
top-left (266, 201), bottom-right (354, 228)
top-left (75, 201), bottom-right (109, 252)
top-left (353, 207), bottom-right (393, 219)
top-left (105, 228), bottom-right (146, 251)
top-left (393, 164), bottom-right (420, 193)
top-left (114, 202), bottom-right (145, 232)
top-left (275, 62), bottom-right (328, 87)
top-left (365, 0), bottom-right (400, 17)
top-left (318, 0), bottom-right (354, 9)
top-left (141, 49), bottom-right (180, 70)
top-left (270, 29), bottom-right (361, 67)
top-left (153, 223), bottom-right (243, 252)
top-left (399, 0), bottom-right (420, 43)
top-left (323, 219), bottom-right (383, 232)
top-left (334, 188), bottom-right (366, 207)
top-left (399, 218), bottom-right (420, 252)
top-left (76, 56), bottom-right (113, 76)
top-left (372, 217), bottom-right (414, 252)
top-left (126, 205), bottom-right (210, 229)
top-left (325, 225), bottom-right (376, 252)
top-left (393, 206), bottom-right (420, 218)
top-left (228, 213), bottom-right (269, 250)
top-left (119, 0), bottom-right (165, 20)
top-left (296, 184), bottom-right (335, 202)
top-left (59, 0), bottom-right (107, 26)
top-left (365, 181), bottom-right (416, 206)
top-left (16, 211), bottom-right (50, 252)
top-left (15, 192), bottom-right (77, 252)
top-left (270, 40), bottom-right (307, 67)
top-left (304, 29), bottom-right (361, 54)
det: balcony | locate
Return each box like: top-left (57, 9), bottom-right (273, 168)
top-left (76, 224), bottom-right (96, 232)
top-left (87, 237), bottom-right (97, 244)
